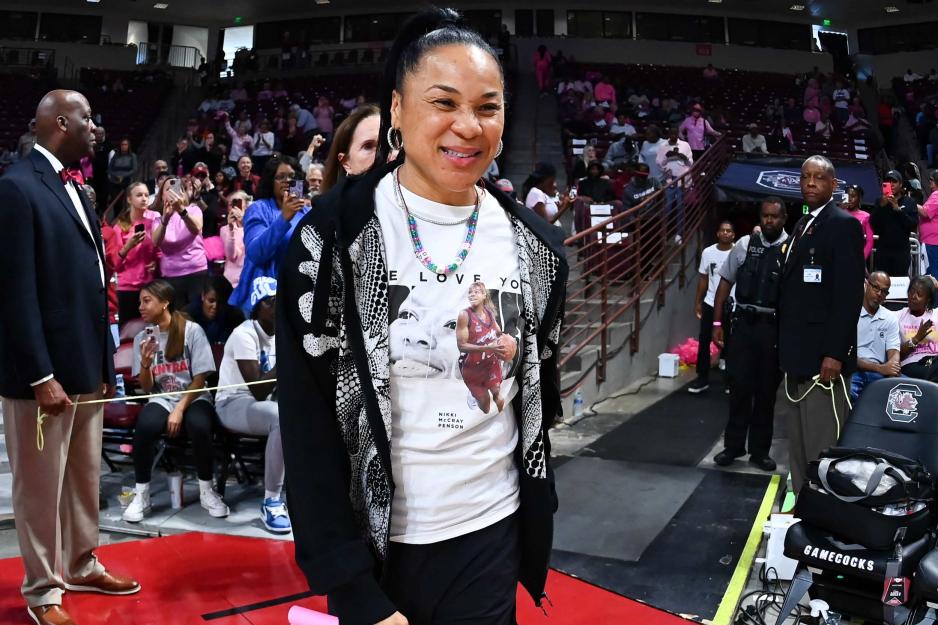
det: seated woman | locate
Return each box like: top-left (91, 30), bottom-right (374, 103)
top-left (186, 276), bottom-right (243, 345)
top-left (898, 276), bottom-right (938, 381)
top-left (215, 276), bottom-right (287, 533)
top-left (123, 280), bottom-right (228, 523)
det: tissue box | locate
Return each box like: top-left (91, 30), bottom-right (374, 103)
top-left (658, 353), bottom-right (680, 378)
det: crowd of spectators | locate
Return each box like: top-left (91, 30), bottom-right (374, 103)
top-left (78, 75), bottom-right (386, 532)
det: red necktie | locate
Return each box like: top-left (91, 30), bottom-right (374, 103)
top-left (59, 168), bottom-right (85, 186)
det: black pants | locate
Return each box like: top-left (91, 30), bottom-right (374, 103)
top-left (117, 290), bottom-right (141, 327)
top-left (724, 314), bottom-right (778, 458)
top-left (874, 250), bottom-right (911, 277)
top-left (132, 401), bottom-right (215, 482)
top-left (696, 303), bottom-right (714, 383)
top-left (377, 513), bottom-right (520, 625)
top-left (902, 358), bottom-right (938, 382)
top-left (165, 270), bottom-right (208, 311)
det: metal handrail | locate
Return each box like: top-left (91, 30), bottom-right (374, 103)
top-left (558, 137), bottom-right (734, 397)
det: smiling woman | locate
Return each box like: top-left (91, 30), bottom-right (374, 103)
top-left (277, 7), bottom-right (569, 625)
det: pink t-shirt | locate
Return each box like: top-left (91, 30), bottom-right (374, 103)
top-left (919, 191), bottom-right (938, 245)
top-left (594, 82), bottom-right (616, 104)
top-left (106, 210), bottom-right (161, 291)
top-left (157, 205), bottom-right (207, 278)
top-left (847, 209), bottom-right (874, 259)
top-left (898, 307), bottom-right (938, 366)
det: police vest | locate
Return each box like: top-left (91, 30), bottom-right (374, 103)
top-left (735, 236), bottom-right (784, 309)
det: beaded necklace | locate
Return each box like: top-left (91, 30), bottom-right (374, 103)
top-left (392, 166), bottom-right (480, 276)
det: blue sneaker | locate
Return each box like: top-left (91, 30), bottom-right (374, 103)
top-left (261, 497), bottom-right (292, 533)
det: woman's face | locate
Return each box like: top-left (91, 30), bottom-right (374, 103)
top-left (584, 145), bottom-right (596, 160)
top-left (204, 132), bottom-right (214, 147)
top-left (540, 175), bottom-right (557, 196)
top-left (201, 288), bottom-right (218, 320)
top-left (139, 290), bottom-right (167, 323)
top-left (273, 163), bottom-right (296, 198)
top-left (390, 43), bottom-right (504, 199)
top-left (467, 285), bottom-right (486, 308)
top-left (909, 285), bottom-right (930, 313)
top-left (238, 157), bottom-right (253, 177)
top-left (214, 171), bottom-right (225, 186)
top-left (389, 289), bottom-right (460, 379)
top-left (340, 114), bottom-right (380, 176)
top-left (846, 188), bottom-right (860, 210)
top-left (120, 140), bottom-right (130, 153)
top-left (128, 184), bottom-right (149, 211)
top-left (930, 178), bottom-right (938, 192)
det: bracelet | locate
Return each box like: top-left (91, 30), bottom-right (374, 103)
top-left (712, 321), bottom-right (722, 327)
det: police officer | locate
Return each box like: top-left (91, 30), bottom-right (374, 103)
top-left (711, 197), bottom-right (788, 470)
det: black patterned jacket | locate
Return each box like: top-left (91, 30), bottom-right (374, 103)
top-left (277, 159), bottom-right (568, 625)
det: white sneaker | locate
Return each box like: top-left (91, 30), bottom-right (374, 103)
top-left (673, 234), bottom-right (683, 245)
top-left (719, 358), bottom-right (726, 371)
top-left (200, 488), bottom-right (230, 518)
top-left (122, 491), bottom-right (151, 523)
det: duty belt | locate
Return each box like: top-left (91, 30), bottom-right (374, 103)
top-left (734, 304), bottom-right (777, 322)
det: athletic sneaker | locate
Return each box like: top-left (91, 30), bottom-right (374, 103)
top-left (200, 488), bottom-right (230, 518)
top-left (673, 234), bottom-right (683, 245)
top-left (718, 358), bottom-right (726, 371)
top-left (687, 379), bottom-right (709, 394)
top-left (261, 497), bottom-right (292, 533)
top-left (122, 491), bottom-right (151, 523)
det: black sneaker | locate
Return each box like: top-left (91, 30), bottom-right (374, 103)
top-left (749, 456), bottom-right (777, 472)
top-left (687, 379), bottom-right (709, 394)
top-left (714, 449), bottom-right (745, 466)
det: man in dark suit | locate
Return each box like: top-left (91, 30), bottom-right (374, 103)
top-left (0, 90), bottom-right (140, 625)
top-left (776, 155), bottom-right (865, 493)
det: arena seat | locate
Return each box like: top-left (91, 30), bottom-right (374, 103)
top-left (775, 378), bottom-right (938, 625)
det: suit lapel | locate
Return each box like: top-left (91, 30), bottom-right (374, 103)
top-left (784, 200), bottom-right (835, 276)
top-left (31, 151), bottom-right (97, 250)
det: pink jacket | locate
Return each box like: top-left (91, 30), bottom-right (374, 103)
top-left (220, 223), bottom-right (245, 288)
top-left (105, 211), bottom-right (161, 291)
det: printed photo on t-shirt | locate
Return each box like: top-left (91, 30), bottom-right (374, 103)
top-left (388, 275), bottom-right (522, 419)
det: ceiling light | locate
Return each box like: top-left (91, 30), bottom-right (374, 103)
top-left (153, 2), bottom-right (168, 8)
top-left (885, 5), bottom-right (900, 11)
top-left (790, 4), bottom-right (805, 10)
top-left (708, 0), bottom-right (723, 3)
top-left (315, 0), bottom-right (330, 4)
top-left (86, 0), bottom-right (100, 3)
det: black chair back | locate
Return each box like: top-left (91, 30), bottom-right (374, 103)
top-left (841, 377), bottom-right (938, 476)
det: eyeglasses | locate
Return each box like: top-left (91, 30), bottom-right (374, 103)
top-left (867, 281), bottom-right (889, 296)
top-left (274, 174), bottom-right (296, 182)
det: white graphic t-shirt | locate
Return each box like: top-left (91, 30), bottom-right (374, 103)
top-left (375, 172), bottom-right (522, 544)
top-left (216, 320), bottom-right (275, 404)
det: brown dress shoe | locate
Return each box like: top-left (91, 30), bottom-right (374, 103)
top-left (64, 569), bottom-right (141, 595)
top-left (27, 605), bottom-right (76, 625)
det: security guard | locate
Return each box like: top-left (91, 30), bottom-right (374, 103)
top-left (711, 196), bottom-right (788, 470)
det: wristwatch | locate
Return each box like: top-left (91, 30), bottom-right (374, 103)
top-left (179, 208), bottom-right (189, 218)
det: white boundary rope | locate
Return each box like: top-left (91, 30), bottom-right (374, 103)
top-left (36, 379), bottom-right (277, 452)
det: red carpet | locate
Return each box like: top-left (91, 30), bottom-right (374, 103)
top-left (0, 532), bottom-right (691, 624)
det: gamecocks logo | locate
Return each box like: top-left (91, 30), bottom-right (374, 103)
top-left (886, 383), bottom-right (922, 424)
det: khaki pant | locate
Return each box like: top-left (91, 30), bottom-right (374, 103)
top-left (776, 375), bottom-right (850, 493)
top-left (2, 393), bottom-right (105, 607)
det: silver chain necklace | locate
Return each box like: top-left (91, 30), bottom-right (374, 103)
top-left (392, 166), bottom-right (481, 226)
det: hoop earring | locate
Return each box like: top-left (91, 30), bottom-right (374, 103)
top-left (386, 127), bottom-right (403, 151)
top-left (494, 139), bottom-right (503, 159)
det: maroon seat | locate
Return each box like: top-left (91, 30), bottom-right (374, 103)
top-left (103, 402), bottom-right (142, 429)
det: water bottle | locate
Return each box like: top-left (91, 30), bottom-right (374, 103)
top-left (573, 389), bottom-right (584, 418)
top-left (115, 373), bottom-right (126, 401)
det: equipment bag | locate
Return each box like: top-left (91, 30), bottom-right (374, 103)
top-left (795, 447), bottom-right (934, 550)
